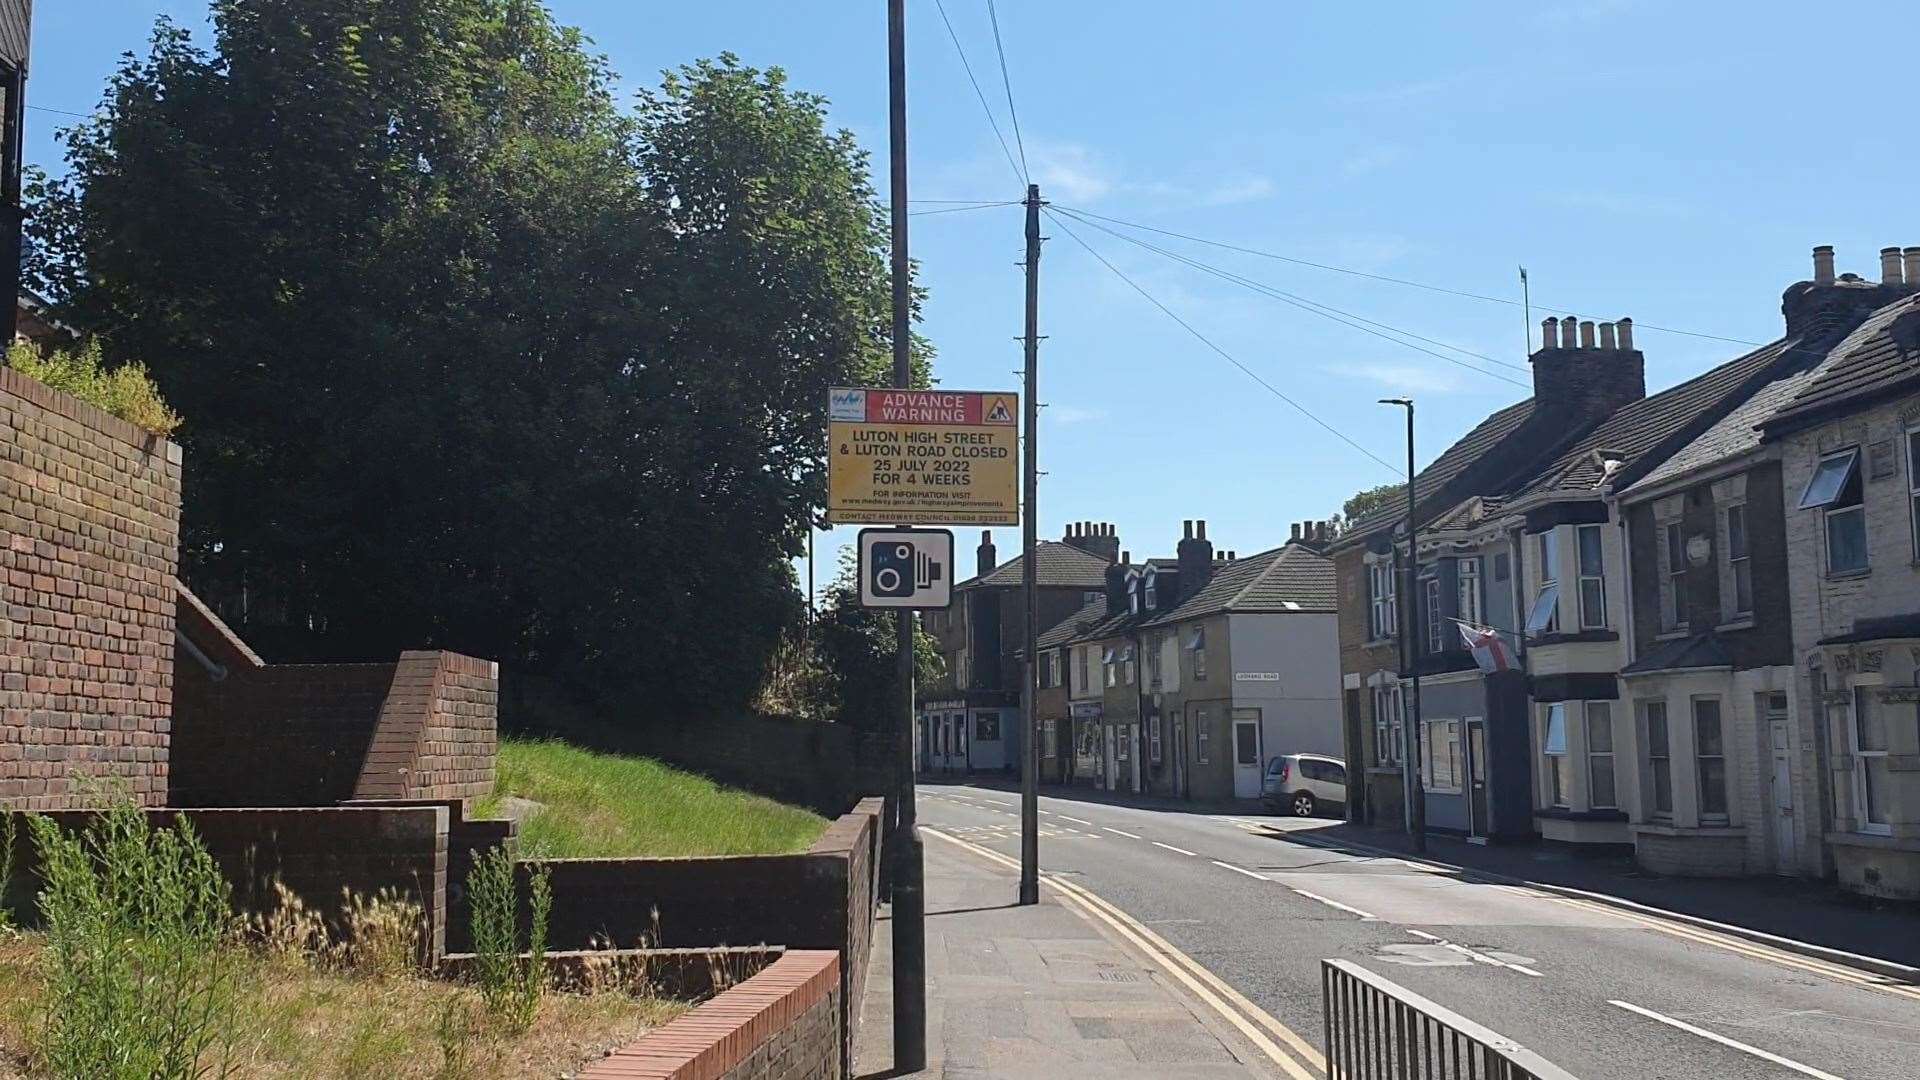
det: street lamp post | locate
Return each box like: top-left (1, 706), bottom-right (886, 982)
top-left (1378, 398), bottom-right (1427, 853)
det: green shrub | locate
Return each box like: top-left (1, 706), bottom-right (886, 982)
top-left (28, 800), bottom-right (239, 1079)
top-left (0, 812), bottom-right (16, 931)
top-left (467, 846), bottom-right (552, 1033)
top-left (7, 338), bottom-right (182, 437)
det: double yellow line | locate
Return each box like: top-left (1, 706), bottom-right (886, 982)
top-left (923, 826), bottom-right (1327, 1080)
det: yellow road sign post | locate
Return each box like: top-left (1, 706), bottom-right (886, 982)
top-left (827, 388), bottom-right (1019, 525)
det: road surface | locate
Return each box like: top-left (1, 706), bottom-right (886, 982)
top-left (917, 782), bottom-right (1920, 1080)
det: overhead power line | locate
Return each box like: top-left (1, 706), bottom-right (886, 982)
top-left (1054, 204), bottom-right (1765, 348)
top-left (27, 104), bottom-right (93, 119)
top-left (908, 200), bottom-right (1020, 217)
top-left (931, 0), bottom-right (1025, 187)
top-left (1043, 207), bottom-right (1399, 475)
top-left (1050, 206), bottom-right (1532, 390)
top-left (984, 0), bottom-right (1030, 184)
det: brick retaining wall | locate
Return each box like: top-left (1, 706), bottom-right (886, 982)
top-left (578, 949), bottom-right (842, 1080)
top-left (1, 366), bottom-right (181, 809)
top-left (5, 805), bottom-right (450, 958)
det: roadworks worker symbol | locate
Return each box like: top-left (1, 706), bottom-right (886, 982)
top-left (982, 395), bottom-right (1015, 424)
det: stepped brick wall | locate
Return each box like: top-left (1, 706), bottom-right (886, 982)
top-left (0, 366), bottom-right (181, 809)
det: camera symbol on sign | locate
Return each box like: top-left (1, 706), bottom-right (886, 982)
top-left (871, 541), bottom-right (941, 598)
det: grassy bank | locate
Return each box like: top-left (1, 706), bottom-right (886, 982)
top-left (0, 934), bottom-right (684, 1079)
top-left (479, 739), bottom-right (829, 858)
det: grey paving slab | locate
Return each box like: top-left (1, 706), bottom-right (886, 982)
top-left (854, 832), bottom-right (1276, 1079)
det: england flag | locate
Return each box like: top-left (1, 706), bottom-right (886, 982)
top-left (1457, 620), bottom-right (1514, 674)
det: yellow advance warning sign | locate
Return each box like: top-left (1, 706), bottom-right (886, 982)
top-left (827, 388), bottom-right (1019, 525)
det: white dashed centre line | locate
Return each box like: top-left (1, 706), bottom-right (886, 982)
top-left (1287, 887), bottom-right (1375, 920)
top-left (1153, 841), bottom-right (1200, 857)
top-left (1058, 815), bottom-right (1095, 826)
top-left (1609, 1001), bottom-right (1845, 1080)
top-left (1213, 860), bottom-right (1270, 881)
top-left (1103, 827), bottom-right (1143, 839)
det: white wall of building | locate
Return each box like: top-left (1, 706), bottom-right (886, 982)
top-left (1225, 612), bottom-right (1344, 760)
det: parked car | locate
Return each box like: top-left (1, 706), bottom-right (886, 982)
top-left (1262, 753), bottom-right (1347, 817)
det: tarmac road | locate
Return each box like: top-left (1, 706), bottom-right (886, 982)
top-left (917, 782), bottom-right (1920, 1080)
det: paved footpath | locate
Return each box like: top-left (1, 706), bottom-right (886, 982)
top-left (854, 828), bottom-right (1285, 1079)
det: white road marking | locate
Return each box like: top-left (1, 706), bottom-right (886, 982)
top-left (1405, 930), bottom-right (1542, 977)
top-left (1212, 860), bottom-right (1270, 881)
top-left (1153, 841), bottom-right (1200, 857)
top-left (1609, 1000), bottom-right (1846, 1080)
top-left (1036, 809), bottom-right (1054, 816)
top-left (1287, 887), bottom-right (1375, 919)
top-left (1103, 827), bottom-right (1143, 839)
top-left (979, 797), bottom-right (1014, 806)
top-left (1058, 814), bottom-right (1095, 826)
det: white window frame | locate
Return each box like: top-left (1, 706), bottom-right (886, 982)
top-left (1103, 646), bottom-right (1118, 688)
top-left (1373, 684), bottom-right (1404, 766)
top-left (1422, 718), bottom-right (1462, 794)
top-left (1693, 696), bottom-right (1728, 824)
top-left (1121, 645), bottom-right (1136, 686)
top-left (1909, 424), bottom-right (1920, 561)
top-left (1145, 632), bottom-right (1162, 688)
top-left (1656, 520), bottom-right (1686, 633)
top-left (1724, 502), bottom-right (1752, 619)
top-left (1196, 711), bottom-right (1211, 765)
top-left (1044, 650), bottom-right (1059, 689)
top-left (1457, 557), bottom-right (1482, 628)
top-left (1144, 572), bottom-right (1158, 612)
top-left (1586, 701), bottom-right (1616, 809)
top-left (1149, 710), bottom-right (1163, 764)
top-left (1189, 625), bottom-right (1208, 681)
top-left (1368, 558), bottom-right (1398, 641)
top-left (1801, 448), bottom-right (1866, 576)
top-left (1641, 700), bottom-right (1673, 819)
top-left (1848, 687), bottom-right (1892, 835)
top-left (1424, 575), bottom-right (1443, 655)
top-left (1529, 531), bottom-right (1560, 636)
top-left (1542, 703), bottom-right (1571, 807)
top-left (1074, 646), bottom-right (1089, 695)
top-left (1576, 524), bottom-right (1607, 630)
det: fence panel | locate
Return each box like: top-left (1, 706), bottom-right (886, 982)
top-left (1322, 959), bottom-right (1580, 1079)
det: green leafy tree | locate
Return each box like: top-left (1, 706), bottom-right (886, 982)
top-left (29, 1), bottom-right (924, 718)
top-left (808, 550), bottom-right (943, 729)
top-left (1342, 482), bottom-right (1406, 522)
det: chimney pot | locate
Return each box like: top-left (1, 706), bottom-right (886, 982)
top-left (1540, 317), bottom-right (1559, 349)
top-left (1883, 247), bottom-right (1906, 287)
top-left (1813, 245), bottom-right (1836, 286)
top-left (1576, 320), bottom-right (1594, 348)
top-left (1291, 523), bottom-right (1301, 541)
top-left (1598, 322), bottom-right (1616, 350)
top-left (1317, 521), bottom-right (1330, 541)
top-left (1905, 247), bottom-right (1920, 288)
top-left (1196, 520), bottom-right (1208, 540)
top-left (1617, 317), bottom-right (1634, 350)
top-left (1183, 519), bottom-right (1194, 540)
top-left (1559, 316), bottom-right (1578, 346)
top-left (1121, 549), bottom-right (1131, 565)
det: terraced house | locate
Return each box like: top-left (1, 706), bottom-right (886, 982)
top-left (1334, 244), bottom-right (1920, 899)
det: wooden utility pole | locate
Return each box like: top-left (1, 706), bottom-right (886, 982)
top-left (1019, 183), bottom-right (1043, 906)
top-left (885, 0), bottom-right (926, 1067)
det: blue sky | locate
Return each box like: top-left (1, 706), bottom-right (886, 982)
top-left (28, 2), bottom-right (1920, 595)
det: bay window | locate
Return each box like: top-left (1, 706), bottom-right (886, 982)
top-left (1424, 575), bottom-right (1443, 655)
top-left (1586, 701), bottom-right (1616, 808)
top-left (1850, 688), bottom-right (1891, 833)
top-left (1694, 698), bottom-right (1728, 822)
top-left (1526, 531), bottom-right (1560, 636)
top-left (1542, 703), bottom-right (1571, 807)
top-left (1457, 557), bottom-right (1482, 627)
top-left (1577, 524), bottom-right (1607, 629)
top-left (1642, 700), bottom-right (1673, 818)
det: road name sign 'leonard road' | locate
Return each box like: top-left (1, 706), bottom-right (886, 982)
top-left (828, 388), bottom-right (1019, 525)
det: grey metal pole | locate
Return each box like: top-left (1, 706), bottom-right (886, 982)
top-left (1380, 398), bottom-right (1427, 853)
top-left (886, 0), bottom-right (926, 1066)
top-left (1019, 183), bottom-right (1042, 906)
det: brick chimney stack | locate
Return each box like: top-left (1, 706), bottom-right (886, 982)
top-left (1065, 521), bottom-right (1121, 564)
top-left (976, 530), bottom-right (997, 576)
top-left (1784, 245), bottom-right (1919, 338)
top-left (1175, 519), bottom-right (1214, 604)
top-left (1529, 310), bottom-right (1646, 418)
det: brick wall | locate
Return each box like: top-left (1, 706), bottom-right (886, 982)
top-left (171, 658), bottom-right (395, 806)
top-left (578, 950), bottom-right (842, 1080)
top-left (406, 652), bottom-right (498, 802)
top-left (7, 805), bottom-right (451, 959)
top-left (1, 366), bottom-right (181, 809)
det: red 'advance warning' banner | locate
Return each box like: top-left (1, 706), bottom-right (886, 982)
top-left (846, 390), bottom-right (1016, 426)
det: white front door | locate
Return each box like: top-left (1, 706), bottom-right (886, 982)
top-left (1233, 718), bottom-right (1263, 798)
top-left (1768, 696), bottom-right (1796, 873)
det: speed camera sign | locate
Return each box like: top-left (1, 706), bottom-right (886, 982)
top-left (857, 528), bottom-right (954, 609)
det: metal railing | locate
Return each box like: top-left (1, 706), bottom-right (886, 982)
top-left (1322, 959), bottom-right (1580, 1079)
